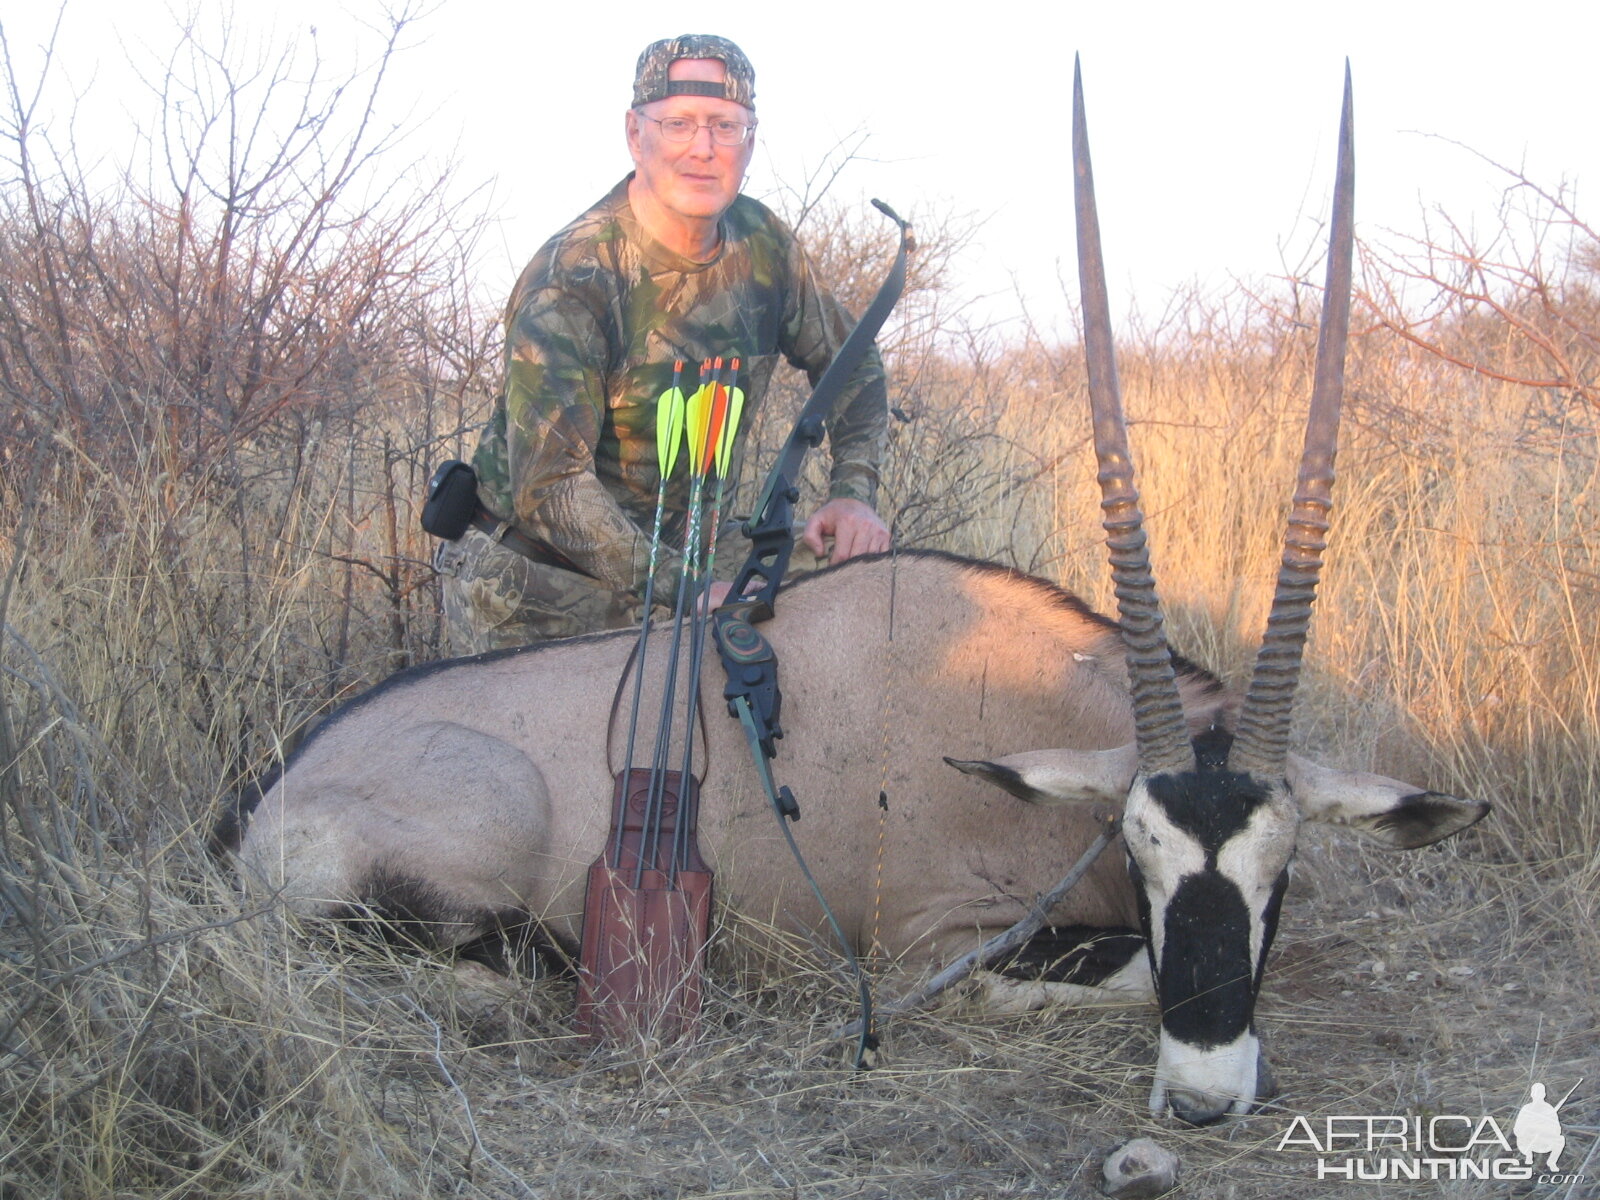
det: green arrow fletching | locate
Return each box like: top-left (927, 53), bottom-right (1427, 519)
top-left (714, 385), bottom-right (745, 477)
top-left (685, 381), bottom-right (712, 479)
top-left (656, 385), bottom-right (687, 478)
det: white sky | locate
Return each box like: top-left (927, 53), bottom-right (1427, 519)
top-left (5, 0), bottom-right (1597, 337)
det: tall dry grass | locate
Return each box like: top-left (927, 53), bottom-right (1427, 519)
top-left (9, 256), bottom-right (1598, 1195)
top-left (4, 14), bottom-right (1599, 1199)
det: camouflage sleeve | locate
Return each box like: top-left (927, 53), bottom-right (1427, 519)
top-left (780, 240), bottom-right (889, 508)
top-left (503, 285), bottom-right (676, 595)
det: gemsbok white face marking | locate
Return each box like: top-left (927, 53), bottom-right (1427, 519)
top-left (955, 729), bottom-right (1486, 1122)
top-left (1122, 735), bottom-right (1297, 1122)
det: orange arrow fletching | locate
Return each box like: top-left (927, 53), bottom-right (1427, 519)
top-left (702, 382), bottom-right (731, 475)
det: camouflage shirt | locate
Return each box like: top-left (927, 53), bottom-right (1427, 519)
top-left (471, 176), bottom-right (888, 597)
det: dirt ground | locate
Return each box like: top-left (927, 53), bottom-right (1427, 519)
top-left (373, 823), bottom-right (1597, 1200)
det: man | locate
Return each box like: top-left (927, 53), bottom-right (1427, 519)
top-left (437, 34), bottom-right (891, 654)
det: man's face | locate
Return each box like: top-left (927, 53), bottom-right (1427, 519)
top-left (626, 58), bottom-right (755, 228)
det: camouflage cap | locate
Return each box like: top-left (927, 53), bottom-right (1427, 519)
top-left (632, 35), bottom-right (756, 111)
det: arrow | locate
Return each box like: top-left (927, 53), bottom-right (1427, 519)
top-left (639, 359), bottom-right (716, 885)
top-left (714, 357), bottom-right (746, 479)
top-left (701, 357), bottom-right (745, 573)
top-left (667, 356), bottom-right (731, 883)
top-left (655, 361), bottom-right (687, 480)
top-left (617, 360), bottom-right (687, 867)
top-left (684, 358), bottom-right (715, 482)
top-left (700, 357), bottom-right (731, 476)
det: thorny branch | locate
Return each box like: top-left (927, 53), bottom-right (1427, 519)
top-left (1360, 141), bottom-right (1599, 412)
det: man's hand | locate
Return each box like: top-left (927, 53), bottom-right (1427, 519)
top-left (802, 497), bottom-right (891, 563)
top-left (698, 499), bottom-right (888, 613)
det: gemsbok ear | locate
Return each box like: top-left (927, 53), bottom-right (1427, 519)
top-left (1286, 753), bottom-right (1490, 849)
top-left (944, 745), bottom-right (1138, 806)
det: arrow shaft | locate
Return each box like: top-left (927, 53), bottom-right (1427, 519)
top-left (637, 360), bottom-right (714, 885)
top-left (616, 361), bottom-right (685, 868)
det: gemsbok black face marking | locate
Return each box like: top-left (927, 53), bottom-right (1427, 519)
top-left (1120, 732), bottom-right (1297, 1122)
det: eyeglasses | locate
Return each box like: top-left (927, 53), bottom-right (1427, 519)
top-left (638, 113), bottom-right (757, 146)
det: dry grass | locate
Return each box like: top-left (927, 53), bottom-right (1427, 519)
top-left (3, 839), bottom-right (1588, 1198)
top-left (3, 22), bottom-right (1598, 1185)
top-left (5, 303), bottom-right (1599, 1196)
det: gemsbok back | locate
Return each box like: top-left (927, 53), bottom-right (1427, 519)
top-left (218, 63), bottom-right (1489, 1124)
